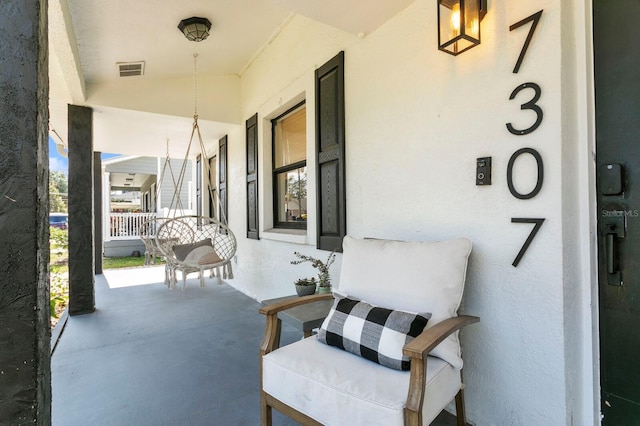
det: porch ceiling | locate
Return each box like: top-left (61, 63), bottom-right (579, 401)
top-left (109, 172), bottom-right (152, 189)
top-left (91, 106), bottom-right (233, 158)
top-left (48, 0), bottom-right (415, 158)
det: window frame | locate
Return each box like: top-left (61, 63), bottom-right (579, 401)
top-left (271, 100), bottom-right (307, 230)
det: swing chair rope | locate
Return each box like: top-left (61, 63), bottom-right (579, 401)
top-left (150, 139), bottom-right (187, 218)
top-left (163, 139), bottom-right (185, 215)
top-left (152, 51), bottom-right (237, 289)
top-left (167, 53), bottom-right (199, 214)
top-left (153, 140), bottom-right (170, 205)
top-left (164, 53), bottom-right (227, 224)
top-left (168, 122), bottom-right (195, 214)
top-left (193, 53), bottom-right (199, 117)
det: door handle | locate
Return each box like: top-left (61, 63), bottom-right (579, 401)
top-left (602, 216), bottom-right (625, 286)
top-left (606, 232), bottom-right (615, 274)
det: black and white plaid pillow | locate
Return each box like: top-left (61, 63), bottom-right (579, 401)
top-left (317, 295), bottom-right (431, 370)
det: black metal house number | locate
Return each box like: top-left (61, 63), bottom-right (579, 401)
top-left (507, 9), bottom-right (546, 267)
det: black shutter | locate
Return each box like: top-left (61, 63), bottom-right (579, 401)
top-left (246, 114), bottom-right (259, 240)
top-left (316, 51), bottom-right (346, 252)
top-left (219, 135), bottom-right (228, 222)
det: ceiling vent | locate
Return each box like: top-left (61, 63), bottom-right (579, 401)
top-left (117, 61), bottom-right (145, 77)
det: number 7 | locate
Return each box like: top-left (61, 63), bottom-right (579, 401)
top-left (511, 218), bottom-right (545, 267)
top-left (510, 10), bottom-right (543, 74)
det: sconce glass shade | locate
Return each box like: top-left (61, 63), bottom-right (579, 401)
top-left (178, 17), bottom-right (212, 42)
top-left (438, 0), bottom-right (484, 56)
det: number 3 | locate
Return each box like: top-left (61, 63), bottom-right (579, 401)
top-left (506, 82), bottom-right (543, 136)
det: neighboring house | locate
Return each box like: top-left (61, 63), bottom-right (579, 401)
top-left (102, 155), bottom-right (192, 256)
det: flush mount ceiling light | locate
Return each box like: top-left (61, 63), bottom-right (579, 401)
top-left (178, 17), bottom-right (212, 42)
top-left (438, 0), bottom-right (487, 56)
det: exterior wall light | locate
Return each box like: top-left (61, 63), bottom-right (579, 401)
top-left (178, 17), bottom-right (212, 42)
top-left (438, 0), bottom-right (487, 56)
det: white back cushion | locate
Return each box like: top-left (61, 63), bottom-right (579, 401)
top-left (337, 236), bottom-right (472, 368)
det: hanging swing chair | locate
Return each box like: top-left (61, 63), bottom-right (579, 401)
top-left (139, 218), bottom-right (167, 267)
top-left (153, 53), bottom-right (237, 290)
top-left (156, 215), bottom-right (236, 289)
top-left (140, 215), bottom-right (187, 287)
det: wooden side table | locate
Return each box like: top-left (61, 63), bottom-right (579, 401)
top-left (261, 295), bottom-right (334, 337)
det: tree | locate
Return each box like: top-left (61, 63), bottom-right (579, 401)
top-left (287, 169), bottom-right (307, 218)
top-left (49, 171), bottom-right (68, 212)
top-left (50, 170), bottom-right (67, 194)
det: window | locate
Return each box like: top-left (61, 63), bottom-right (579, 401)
top-left (272, 102), bottom-right (307, 229)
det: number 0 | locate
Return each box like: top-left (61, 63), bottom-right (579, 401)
top-left (507, 147), bottom-right (544, 199)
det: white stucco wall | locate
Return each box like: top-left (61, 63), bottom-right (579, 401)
top-left (218, 1), bottom-right (595, 424)
top-left (560, 0), bottom-right (598, 424)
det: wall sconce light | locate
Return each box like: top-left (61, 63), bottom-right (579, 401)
top-left (178, 17), bottom-right (212, 42)
top-left (438, 0), bottom-right (487, 56)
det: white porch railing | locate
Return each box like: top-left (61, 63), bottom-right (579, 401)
top-left (108, 212), bottom-right (156, 240)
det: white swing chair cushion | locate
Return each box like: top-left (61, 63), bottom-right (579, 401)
top-left (317, 294), bottom-right (431, 371)
top-left (172, 238), bottom-right (221, 265)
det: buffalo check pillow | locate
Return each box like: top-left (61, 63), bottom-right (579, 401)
top-left (317, 295), bottom-right (431, 371)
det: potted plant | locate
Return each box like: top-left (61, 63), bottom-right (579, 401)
top-left (291, 250), bottom-right (336, 294)
top-left (294, 277), bottom-right (317, 297)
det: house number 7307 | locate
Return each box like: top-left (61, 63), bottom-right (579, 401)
top-left (507, 9), bottom-right (545, 267)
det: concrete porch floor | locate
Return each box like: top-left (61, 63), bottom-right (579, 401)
top-left (52, 266), bottom-right (459, 425)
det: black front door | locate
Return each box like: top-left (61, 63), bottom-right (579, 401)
top-left (594, 1), bottom-right (640, 423)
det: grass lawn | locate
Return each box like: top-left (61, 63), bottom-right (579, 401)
top-left (103, 256), bottom-right (164, 269)
top-left (50, 233), bottom-right (69, 328)
top-left (49, 226), bottom-right (165, 328)
top-left (49, 228), bottom-right (163, 329)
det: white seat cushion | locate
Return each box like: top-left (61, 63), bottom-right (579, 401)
top-left (263, 338), bottom-right (461, 426)
top-left (337, 236), bottom-right (472, 368)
